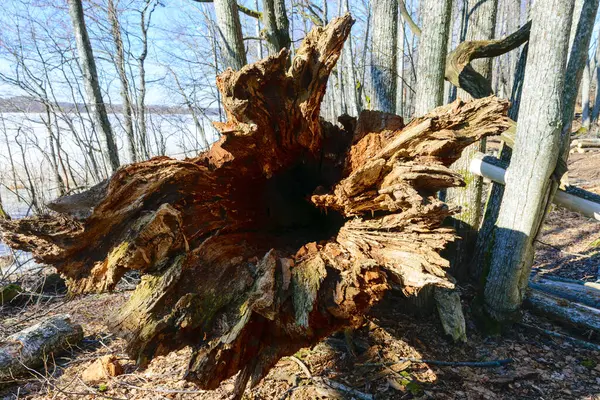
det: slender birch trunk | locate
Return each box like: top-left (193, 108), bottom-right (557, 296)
top-left (68, 0), bottom-right (120, 173)
top-left (108, 0), bottom-right (137, 163)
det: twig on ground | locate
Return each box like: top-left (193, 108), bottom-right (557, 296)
top-left (518, 322), bottom-right (600, 351)
top-left (314, 376), bottom-right (374, 400)
top-left (535, 240), bottom-right (594, 258)
top-left (113, 379), bottom-right (206, 394)
top-left (15, 359), bottom-right (127, 400)
top-left (356, 358), bottom-right (513, 368)
top-left (288, 356), bottom-right (312, 379)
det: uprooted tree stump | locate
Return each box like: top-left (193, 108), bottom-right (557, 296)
top-left (0, 15), bottom-right (511, 398)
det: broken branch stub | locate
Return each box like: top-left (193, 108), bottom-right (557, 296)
top-left (0, 15), bottom-right (511, 391)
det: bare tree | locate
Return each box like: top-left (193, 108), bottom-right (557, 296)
top-left (68, 0), bottom-right (120, 172)
top-left (107, 0), bottom-right (137, 163)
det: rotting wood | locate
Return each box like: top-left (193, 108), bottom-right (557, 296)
top-left (0, 16), bottom-right (511, 396)
top-left (0, 314), bottom-right (83, 380)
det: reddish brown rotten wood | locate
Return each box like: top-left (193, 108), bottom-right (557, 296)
top-left (0, 15), bottom-right (511, 396)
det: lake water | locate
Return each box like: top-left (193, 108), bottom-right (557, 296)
top-left (0, 112), bottom-right (221, 272)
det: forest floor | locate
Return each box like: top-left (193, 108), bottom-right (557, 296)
top-left (1, 150), bottom-right (600, 400)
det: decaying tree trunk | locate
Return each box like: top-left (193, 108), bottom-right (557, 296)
top-left (0, 315), bottom-right (83, 380)
top-left (0, 16), bottom-right (511, 397)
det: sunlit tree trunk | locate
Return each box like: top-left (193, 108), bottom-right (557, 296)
top-left (446, 0), bottom-right (498, 277)
top-left (413, 0), bottom-right (452, 116)
top-left (107, 0), bottom-right (137, 163)
top-left (262, 0), bottom-right (290, 54)
top-left (370, 0), bottom-right (397, 113)
top-left (214, 0), bottom-right (247, 69)
top-left (582, 57), bottom-right (592, 130)
top-left (483, 0), bottom-right (575, 322)
top-left (68, 0), bottom-right (120, 172)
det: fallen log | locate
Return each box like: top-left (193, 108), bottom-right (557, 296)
top-left (0, 314), bottom-right (83, 381)
top-left (469, 152), bottom-right (600, 221)
top-left (571, 138), bottom-right (600, 149)
top-left (525, 289), bottom-right (600, 334)
top-left (0, 16), bottom-right (511, 397)
top-left (529, 276), bottom-right (600, 309)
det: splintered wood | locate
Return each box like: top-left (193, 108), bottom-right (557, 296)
top-left (0, 15), bottom-right (511, 394)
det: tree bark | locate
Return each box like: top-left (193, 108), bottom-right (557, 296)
top-left (582, 58), bottom-right (592, 130)
top-left (446, 0), bottom-right (499, 277)
top-left (342, 0), bottom-right (359, 116)
top-left (108, 0), bottom-right (137, 163)
top-left (0, 315), bottom-right (83, 380)
top-left (470, 42), bottom-right (527, 281)
top-left (68, 0), bottom-right (120, 173)
top-left (413, 0), bottom-right (452, 117)
top-left (262, 0), bottom-right (291, 55)
top-left (0, 17), bottom-right (511, 394)
top-left (592, 45), bottom-right (600, 125)
top-left (483, 0), bottom-right (575, 322)
top-left (214, 0), bottom-right (247, 70)
top-left (369, 0), bottom-right (397, 113)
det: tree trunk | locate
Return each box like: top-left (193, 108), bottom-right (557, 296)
top-left (214, 0), bottom-right (247, 70)
top-left (592, 45), bottom-right (600, 125)
top-left (446, 0), bottom-right (498, 277)
top-left (413, 0), bottom-right (452, 117)
top-left (369, 0), bottom-right (397, 113)
top-left (582, 58), bottom-right (592, 130)
top-left (342, 0), bottom-right (359, 116)
top-left (262, 0), bottom-right (291, 55)
top-left (0, 315), bottom-right (83, 380)
top-left (483, 0), bottom-right (575, 323)
top-left (0, 16), bottom-right (512, 396)
top-left (68, 0), bottom-right (120, 173)
top-left (396, 7), bottom-right (406, 117)
top-left (470, 41), bottom-right (527, 281)
top-left (108, 0), bottom-right (137, 163)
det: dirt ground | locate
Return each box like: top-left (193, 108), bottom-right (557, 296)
top-left (1, 150), bottom-right (599, 400)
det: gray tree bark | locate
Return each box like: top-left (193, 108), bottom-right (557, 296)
top-left (396, 7), bottom-right (406, 117)
top-left (582, 58), bottom-right (592, 129)
top-left (342, 0), bottom-right (359, 116)
top-left (214, 0), bottom-right (247, 70)
top-left (370, 0), bottom-right (397, 113)
top-left (446, 0), bottom-right (498, 277)
top-left (262, 0), bottom-right (291, 55)
top-left (108, 0), bottom-right (137, 163)
top-left (68, 0), bottom-right (120, 172)
top-left (414, 0), bottom-right (452, 116)
top-left (592, 46), bottom-right (600, 125)
top-left (483, 0), bottom-right (575, 322)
